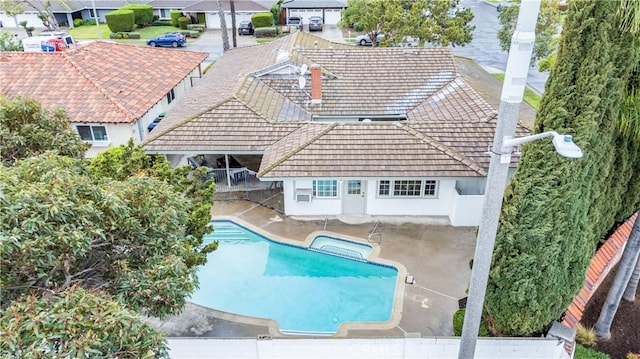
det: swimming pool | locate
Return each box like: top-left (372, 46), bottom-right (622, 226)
top-left (189, 220), bottom-right (399, 335)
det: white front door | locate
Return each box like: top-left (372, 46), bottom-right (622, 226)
top-left (343, 180), bottom-right (366, 214)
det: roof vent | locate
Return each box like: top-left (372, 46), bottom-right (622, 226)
top-left (276, 50), bottom-right (290, 63)
top-left (403, 50), bottom-right (419, 57)
top-left (362, 119), bottom-right (372, 123)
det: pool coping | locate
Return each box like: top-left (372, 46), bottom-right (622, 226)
top-left (203, 215), bottom-right (408, 337)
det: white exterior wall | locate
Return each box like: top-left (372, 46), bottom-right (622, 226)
top-left (366, 179), bottom-right (457, 217)
top-left (82, 122), bottom-right (135, 158)
top-left (283, 180), bottom-right (342, 216)
top-left (450, 193), bottom-right (484, 227)
top-left (0, 11), bottom-right (17, 28)
top-left (282, 178), bottom-right (486, 225)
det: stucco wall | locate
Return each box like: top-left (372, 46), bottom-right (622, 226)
top-left (366, 179), bottom-right (457, 217)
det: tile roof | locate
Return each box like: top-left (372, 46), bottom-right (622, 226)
top-left (258, 122), bottom-right (486, 178)
top-left (144, 32), bottom-right (526, 178)
top-left (145, 98), bottom-right (301, 153)
top-left (0, 42), bottom-right (207, 124)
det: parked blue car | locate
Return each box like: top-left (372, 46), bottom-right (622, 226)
top-left (147, 32), bottom-right (186, 48)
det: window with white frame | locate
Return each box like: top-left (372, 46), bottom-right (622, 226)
top-left (76, 125), bottom-right (108, 142)
top-left (378, 179), bottom-right (439, 198)
top-left (166, 88), bottom-right (176, 104)
top-left (313, 180), bottom-right (337, 198)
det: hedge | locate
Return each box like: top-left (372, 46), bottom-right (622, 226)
top-left (251, 12), bottom-right (273, 28)
top-left (178, 30), bottom-right (201, 38)
top-left (452, 309), bottom-right (489, 337)
top-left (152, 20), bottom-right (172, 26)
top-left (170, 11), bottom-right (181, 27)
top-left (84, 19), bottom-right (96, 26)
top-left (109, 32), bottom-right (141, 39)
top-left (73, 18), bottom-right (83, 27)
top-left (254, 27), bottom-right (277, 38)
top-left (178, 16), bottom-right (190, 30)
top-left (187, 24), bottom-right (205, 32)
top-left (105, 9), bottom-right (135, 33)
top-left (120, 4), bottom-right (153, 26)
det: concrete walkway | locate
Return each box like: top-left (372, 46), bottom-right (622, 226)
top-left (147, 200), bottom-right (477, 339)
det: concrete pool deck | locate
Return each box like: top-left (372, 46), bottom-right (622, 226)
top-left (148, 200), bottom-right (477, 339)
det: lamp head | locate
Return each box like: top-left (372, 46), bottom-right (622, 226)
top-left (552, 134), bottom-right (583, 158)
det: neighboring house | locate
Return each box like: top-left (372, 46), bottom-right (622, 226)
top-left (0, 0), bottom-right (269, 29)
top-left (280, 0), bottom-right (346, 25)
top-left (180, 0), bottom-right (269, 29)
top-left (0, 41), bottom-right (207, 157)
top-left (143, 32), bottom-right (528, 226)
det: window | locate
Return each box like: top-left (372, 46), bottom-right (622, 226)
top-left (378, 180), bottom-right (390, 196)
top-left (377, 179), bottom-right (439, 198)
top-left (313, 180), bottom-right (337, 198)
top-left (394, 180), bottom-right (422, 196)
top-left (166, 88), bottom-right (176, 104)
top-left (347, 180), bottom-right (361, 194)
top-left (76, 125), bottom-right (108, 142)
top-left (89, 9), bottom-right (95, 18)
top-left (423, 180), bottom-right (437, 197)
top-left (160, 9), bottom-right (168, 18)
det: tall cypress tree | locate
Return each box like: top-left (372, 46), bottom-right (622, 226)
top-left (484, 0), bottom-right (639, 336)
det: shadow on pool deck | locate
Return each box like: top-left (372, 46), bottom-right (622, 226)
top-left (147, 200), bottom-right (477, 339)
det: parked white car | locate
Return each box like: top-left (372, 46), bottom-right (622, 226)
top-left (355, 33), bottom-right (384, 46)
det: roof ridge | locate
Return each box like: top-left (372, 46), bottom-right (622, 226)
top-left (405, 75), bottom-right (458, 115)
top-left (395, 122), bottom-right (487, 176)
top-left (258, 122), bottom-right (338, 177)
top-left (62, 48), bottom-right (136, 121)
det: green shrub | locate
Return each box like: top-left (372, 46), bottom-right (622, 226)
top-left (178, 16), bottom-right (190, 30)
top-left (120, 4), bottom-right (153, 26)
top-left (108, 32), bottom-right (140, 39)
top-left (153, 15), bottom-right (159, 21)
top-left (73, 18), bottom-right (83, 27)
top-left (574, 344), bottom-right (610, 359)
top-left (452, 309), bottom-right (490, 337)
top-left (353, 22), bottom-right (364, 32)
top-left (254, 26), bottom-right (277, 38)
top-left (251, 12), bottom-right (273, 28)
top-left (187, 24), bottom-right (205, 32)
top-left (105, 9), bottom-right (135, 33)
top-left (84, 19), bottom-right (96, 26)
top-left (170, 11), bottom-right (181, 27)
top-left (152, 20), bottom-right (172, 26)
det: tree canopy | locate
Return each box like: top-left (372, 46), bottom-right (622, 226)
top-left (497, 0), bottom-right (562, 67)
top-left (1, 98), bottom-right (218, 357)
top-left (0, 287), bottom-right (169, 358)
top-left (0, 96), bottom-right (89, 165)
top-left (341, 0), bottom-right (474, 47)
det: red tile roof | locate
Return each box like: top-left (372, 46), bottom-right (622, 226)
top-left (0, 41), bottom-right (207, 124)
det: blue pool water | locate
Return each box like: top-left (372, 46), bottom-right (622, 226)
top-left (190, 220), bottom-right (398, 335)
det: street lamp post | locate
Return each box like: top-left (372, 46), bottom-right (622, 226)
top-left (457, 0), bottom-right (547, 357)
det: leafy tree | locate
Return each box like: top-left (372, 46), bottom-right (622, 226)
top-left (0, 30), bottom-right (23, 51)
top-left (498, 0), bottom-right (562, 66)
top-left (0, 96), bottom-right (89, 165)
top-left (484, 0), bottom-right (640, 336)
top-left (87, 140), bottom-right (218, 267)
top-left (0, 0), bottom-right (59, 30)
top-left (1, 153), bottom-right (200, 318)
top-left (402, 0), bottom-right (474, 47)
top-left (0, 287), bottom-right (169, 358)
top-left (341, 0), bottom-right (473, 47)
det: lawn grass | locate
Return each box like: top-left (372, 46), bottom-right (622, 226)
top-left (69, 25), bottom-right (178, 40)
top-left (492, 73), bottom-right (541, 110)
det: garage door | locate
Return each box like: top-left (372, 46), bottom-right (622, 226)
top-left (324, 9), bottom-right (342, 25)
top-left (207, 12), bottom-right (234, 29)
top-left (288, 8), bottom-right (322, 24)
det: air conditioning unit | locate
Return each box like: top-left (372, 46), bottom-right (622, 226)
top-left (295, 189), bottom-right (312, 203)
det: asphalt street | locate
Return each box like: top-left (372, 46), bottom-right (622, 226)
top-left (452, 0), bottom-right (550, 94)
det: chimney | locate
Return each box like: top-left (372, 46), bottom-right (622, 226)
top-left (310, 64), bottom-right (322, 105)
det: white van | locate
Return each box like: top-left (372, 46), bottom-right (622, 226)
top-left (36, 31), bottom-right (75, 47)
